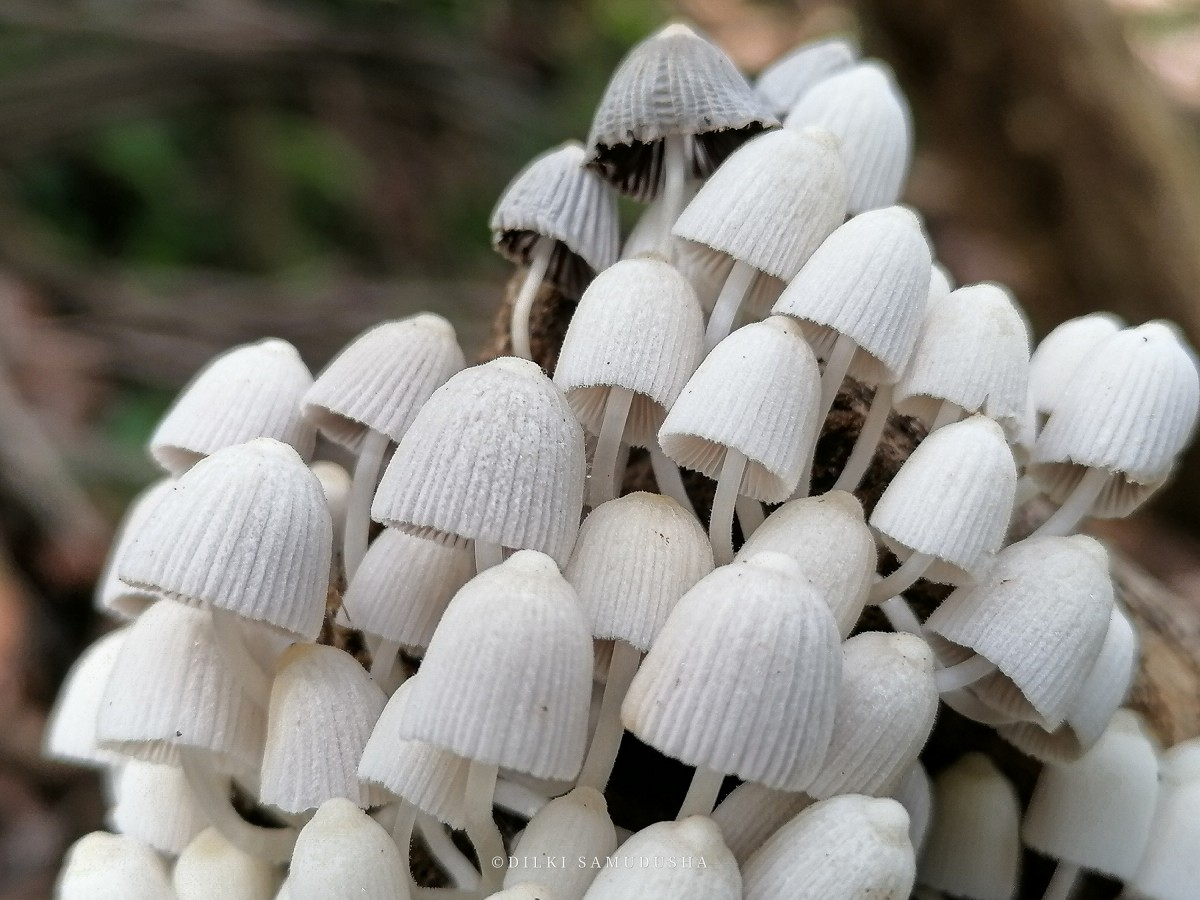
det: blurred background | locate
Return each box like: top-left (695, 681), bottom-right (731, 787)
top-left (2, 0), bottom-right (1200, 895)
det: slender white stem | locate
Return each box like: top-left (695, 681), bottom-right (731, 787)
top-left (649, 445), bottom-right (697, 518)
top-left (735, 494), bottom-right (765, 539)
top-left (709, 449), bottom-right (747, 566)
top-left (370, 638), bottom-right (402, 689)
top-left (417, 814), bottom-right (480, 890)
top-left (929, 398), bottom-right (963, 433)
top-left (589, 386), bottom-right (634, 507)
top-left (510, 237), bottom-right (555, 361)
top-left (833, 384), bottom-right (894, 493)
top-left (474, 541), bottom-right (504, 574)
top-left (392, 801), bottom-right (419, 893)
top-left (940, 688), bottom-right (1020, 726)
top-left (210, 607), bottom-right (273, 708)
top-left (868, 552), bottom-right (934, 605)
top-left (879, 596), bottom-right (923, 636)
top-left (577, 640), bottom-right (642, 791)
top-left (934, 654), bottom-right (998, 693)
top-left (704, 260), bottom-right (757, 352)
top-left (678, 767), bottom-right (725, 819)
top-left (1032, 467), bottom-right (1109, 538)
top-left (1042, 861), bottom-right (1081, 900)
top-left (818, 334), bottom-right (857, 426)
top-left (464, 762), bottom-right (505, 894)
top-left (493, 779), bottom-right (550, 821)
top-left (345, 429), bottom-right (390, 584)
top-left (657, 135), bottom-right (688, 259)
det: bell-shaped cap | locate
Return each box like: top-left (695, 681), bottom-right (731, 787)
top-left (1031, 321), bottom-right (1200, 516)
top-left (398, 551), bottom-right (592, 780)
top-left (711, 782), bottom-right (813, 866)
top-left (109, 760), bottom-right (208, 856)
top-left (45, 627), bottom-right (130, 767)
top-left (174, 827), bottom-right (282, 900)
top-left (918, 754), bottom-right (1021, 900)
top-left (736, 491), bottom-right (875, 637)
top-left (343, 528), bottom-right (475, 650)
top-left (150, 338), bottom-right (315, 475)
top-left (772, 206), bottom-right (931, 385)
top-left (891, 763), bottom-right (932, 856)
top-left (783, 61), bottom-right (912, 214)
top-left (260, 645), bottom-right (387, 814)
top-left (894, 283), bottom-right (1032, 440)
top-left (659, 316), bottom-right (822, 502)
top-left (95, 479), bottom-right (173, 620)
top-left (623, 553), bottom-right (841, 788)
top-left (870, 416), bottom-right (1017, 584)
top-left (801, 632), bottom-right (938, 798)
top-left (118, 439), bottom-right (332, 640)
top-left (1029, 313), bottom-right (1124, 419)
top-left (926, 535), bottom-right (1114, 730)
top-left (491, 141), bottom-right (620, 297)
top-left (1129, 737), bottom-right (1200, 900)
top-left (755, 38), bottom-right (858, 118)
top-left (289, 799), bottom-right (408, 900)
top-left (673, 127), bottom-right (848, 281)
top-left (1022, 710), bottom-right (1160, 879)
top-left (744, 795), bottom-right (916, 899)
top-left (372, 357), bottom-right (585, 566)
top-left (56, 831), bottom-right (176, 900)
top-left (565, 492), bottom-right (713, 650)
top-left (303, 314), bottom-right (465, 452)
top-left (554, 257), bottom-right (704, 447)
top-left (586, 23), bottom-right (777, 200)
top-left (503, 787), bottom-right (617, 899)
top-left (581, 816), bottom-right (741, 899)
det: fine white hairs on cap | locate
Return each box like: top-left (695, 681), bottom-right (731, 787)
top-left (1028, 312), bottom-right (1124, 422)
top-left (150, 338), bottom-right (316, 475)
top-left (94, 478), bottom-right (172, 620)
top-left (288, 799), bottom-right (408, 900)
top-left (755, 37), bottom-right (858, 118)
top-left (503, 787), bottom-right (617, 899)
top-left (55, 831), bottom-right (176, 900)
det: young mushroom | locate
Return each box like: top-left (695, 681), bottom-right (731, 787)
top-left (289, 799), bottom-right (410, 900)
top-left (754, 37), bottom-right (858, 119)
top-left (56, 831), bottom-right (177, 900)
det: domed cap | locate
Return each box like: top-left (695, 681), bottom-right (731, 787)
top-left (150, 338), bottom-right (315, 475)
top-left (491, 141), bottom-right (620, 298)
top-left (870, 416), bottom-right (1017, 584)
top-left (289, 799), bottom-right (407, 900)
top-left (173, 827), bottom-right (282, 900)
top-left (772, 206), bottom-right (931, 385)
top-left (586, 23), bottom-right (777, 200)
top-left (711, 781), bottom-right (814, 865)
top-left (95, 478), bottom-right (173, 620)
top-left (56, 831), bottom-right (175, 900)
top-left (659, 316), bottom-right (822, 502)
top-left (891, 763), bottom-right (932, 855)
top-left (1130, 737), bottom-right (1200, 900)
top-left (504, 787), bottom-right (617, 898)
top-left (372, 357), bottom-right (585, 566)
top-left (118, 439), bottom-right (333, 640)
top-left (554, 257), bottom-right (704, 447)
top-left (109, 761), bottom-right (208, 856)
top-left (45, 627), bottom-right (130, 767)
top-left (744, 795), bottom-right (915, 900)
top-left (1029, 312), bottom-right (1124, 419)
top-left (783, 61), bottom-right (912, 214)
top-left (398, 551), bottom-right (593, 780)
top-left (302, 314), bottom-right (465, 451)
top-left (894, 283), bottom-right (1032, 440)
top-left (623, 553), bottom-right (841, 788)
top-left (672, 127), bottom-right (848, 281)
top-left (755, 38), bottom-right (858, 118)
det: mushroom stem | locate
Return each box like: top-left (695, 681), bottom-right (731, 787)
top-left (940, 688), bottom-right (1020, 726)
top-left (833, 383), bottom-right (894, 493)
top-left (704, 260), bottom-right (757, 352)
top-left (577, 640), bottom-right (641, 792)
top-left (589, 386), bottom-right (635, 507)
top-left (658, 134), bottom-right (689, 259)
top-left (1032, 467), bottom-right (1109, 538)
top-left (709, 448), bottom-right (748, 565)
top-left (464, 762), bottom-right (506, 894)
top-left (818, 333), bottom-right (858, 427)
top-left (735, 494), bottom-right (765, 538)
top-left (879, 596), bottom-right (923, 636)
top-left (510, 237), bottom-right (556, 361)
top-left (493, 779), bottom-right (550, 821)
top-left (179, 747), bottom-right (296, 864)
top-left (474, 541), bottom-right (504, 574)
top-left (934, 654), bottom-right (998, 693)
top-left (417, 814), bottom-right (480, 890)
top-left (1042, 862), bottom-right (1081, 900)
top-left (649, 445), bottom-right (698, 518)
top-left (678, 767), bottom-right (725, 819)
top-left (929, 398), bottom-right (964, 432)
top-left (370, 638), bottom-right (406, 692)
top-left (868, 552), bottom-right (934, 605)
top-left (391, 800), bottom-right (419, 894)
top-left (345, 429), bottom-right (390, 583)
top-left (210, 608), bottom-right (273, 709)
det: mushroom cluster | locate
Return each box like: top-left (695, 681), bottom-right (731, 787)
top-left (46, 23), bottom-right (1200, 900)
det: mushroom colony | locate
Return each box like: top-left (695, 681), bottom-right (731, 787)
top-left (45, 22), bottom-right (1200, 900)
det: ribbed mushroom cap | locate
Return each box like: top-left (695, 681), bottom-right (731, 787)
top-left (45, 627), bottom-right (129, 768)
top-left (711, 782), bottom-right (813, 866)
top-left (118, 438), bottom-right (332, 640)
top-left (755, 38), bottom-right (858, 117)
top-left (744, 795), bottom-right (915, 900)
top-left (302, 314), bottom-right (465, 452)
top-left (1030, 321), bottom-right (1200, 517)
top-left (564, 492), bottom-right (713, 650)
top-left (259, 645), bottom-right (387, 814)
top-left (772, 206), bottom-right (931, 385)
top-left (491, 141), bottom-right (620, 298)
top-left (372, 357), bottom-right (585, 566)
top-left (585, 23), bottom-right (777, 200)
top-left (801, 632), bottom-right (938, 799)
top-left (109, 761), bottom-right (208, 856)
top-left (95, 478), bottom-right (172, 620)
top-left (1022, 710), bottom-right (1160, 880)
top-left (783, 61), bottom-right (912, 213)
top-left (918, 754), bottom-right (1021, 900)
top-left (56, 831), bottom-right (176, 900)
top-left (289, 799), bottom-right (407, 900)
top-left (658, 316), bottom-right (822, 502)
top-left (891, 763), bottom-right (932, 856)
top-left (503, 787), bottom-right (617, 899)
top-left (150, 338), bottom-right (315, 475)
top-left (581, 816), bottom-right (741, 900)
top-left (894, 283), bottom-right (1032, 440)
top-left (397, 551), bottom-right (592, 780)
top-left (672, 127), bottom-right (848, 281)
top-left (554, 257), bottom-right (704, 447)
top-left (622, 552), bottom-right (841, 788)
top-left (174, 827), bottom-right (281, 900)
top-left (735, 491), bottom-right (875, 637)
top-left (869, 416), bottom-right (1017, 584)
top-left (1028, 312), bottom-right (1124, 419)
top-left (926, 535), bottom-right (1114, 730)
top-left (1130, 738), bottom-right (1200, 900)
top-left (97, 602), bottom-right (265, 776)
top-left (342, 528), bottom-right (474, 649)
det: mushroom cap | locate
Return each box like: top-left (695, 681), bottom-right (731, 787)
top-left (56, 831), bottom-right (175, 900)
top-left (1028, 312), bottom-right (1124, 419)
top-left (302, 314), bottom-right (465, 452)
top-left (711, 781), bottom-right (814, 866)
top-left (173, 828), bottom-right (281, 900)
top-left (45, 627), bottom-right (130, 768)
top-left (1130, 739), bottom-right (1200, 900)
top-left (95, 478), bottom-right (173, 620)
top-left (504, 787), bottom-right (617, 898)
top-left (891, 763), bottom-right (933, 856)
top-left (109, 761), bottom-right (208, 857)
top-left (372, 357), bottom-right (586, 567)
top-left (289, 799), bottom-right (408, 900)
top-left (754, 37), bottom-right (858, 118)
top-left (658, 316), bottom-right (822, 502)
